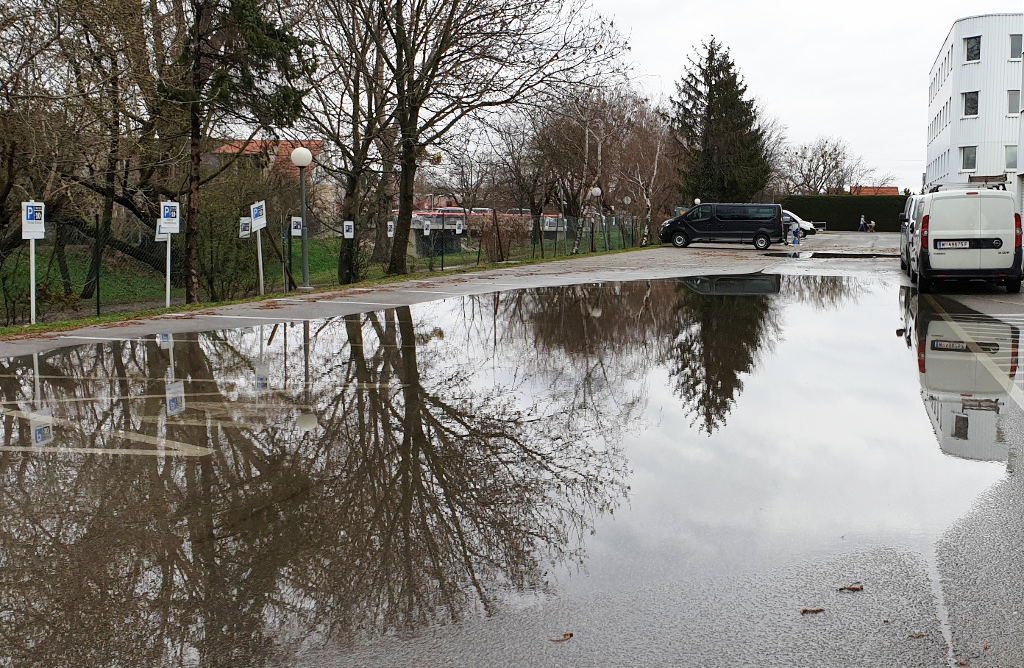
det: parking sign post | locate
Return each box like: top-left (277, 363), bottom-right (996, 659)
top-left (251, 201), bottom-right (267, 296)
top-left (158, 202), bottom-right (180, 308)
top-left (21, 202), bottom-right (45, 324)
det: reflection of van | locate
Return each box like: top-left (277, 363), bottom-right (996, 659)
top-left (897, 287), bottom-right (1018, 461)
top-left (659, 203), bottom-right (785, 250)
top-left (677, 273), bottom-right (781, 296)
top-left (907, 189), bottom-right (1022, 293)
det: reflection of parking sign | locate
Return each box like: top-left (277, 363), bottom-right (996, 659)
top-left (166, 380), bottom-right (186, 416)
top-left (255, 364), bottom-right (270, 392)
top-left (34, 425), bottom-right (52, 445)
top-left (30, 410), bottom-right (54, 446)
top-left (239, 217), bottom-right (252, 239)
top-left (387, 221), bottom-right (395, 238)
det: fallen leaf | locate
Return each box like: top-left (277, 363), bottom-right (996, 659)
top-left (549, 632), bottom-right (573, 643)
top-left (908, 633), bottom-right (930, 639)
top-left (838, 583), bottom-right (864, 592)
top-left (800, 608), bottom-right (825, 615)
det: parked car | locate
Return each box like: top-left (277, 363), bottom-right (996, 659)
top-left (898, 195), bottom-right (923, 273)
top-left (781, 210), bottom-right (817, 236)
top-left (907, 188), bottom-right (1022, 293)
top-left (471, 208), bottom-right (493, 215)
top-left (659, 203), bottom-right (785, 250)
top-left (506, 208), bottom-right (531, 215)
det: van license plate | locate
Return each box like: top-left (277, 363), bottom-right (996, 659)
top-left (937, 240), bottom-right (969, 249)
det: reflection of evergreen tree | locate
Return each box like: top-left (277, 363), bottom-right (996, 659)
top-left (665, 289), bottom-right (779, 435)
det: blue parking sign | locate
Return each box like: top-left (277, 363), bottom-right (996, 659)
top-left (163, 204), bottom-right (176, 219)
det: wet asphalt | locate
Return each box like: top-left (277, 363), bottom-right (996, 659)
top-left (4, 232), bottom-right (1024, 667)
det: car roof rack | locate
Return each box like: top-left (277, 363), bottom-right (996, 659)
top-left (927, 180), bottom-right (1007, 193)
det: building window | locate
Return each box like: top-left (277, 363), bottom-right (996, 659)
top-left (962, 146), bottom-right (977, 171)
top-left (965, 36), bottom-right (981, 61)
top-left (1010, 90), bottom-right (1021, 114)
top-left (963, 91), bottom-right (979, 116)
top-left (1007, 146), bottom-right (1018, 170)
top-left (1012, 34), bottom-right (1023, 59)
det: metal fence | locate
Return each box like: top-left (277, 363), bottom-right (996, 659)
top-left (0, 212), bottom-right (658, 326)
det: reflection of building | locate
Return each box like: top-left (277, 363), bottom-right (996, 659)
top-left (898, 287), bottom-right (1019, 461)
top-left (925, 14), bottom-right (1022, 200)
top-left (677, 273), bottom-right (781, 296)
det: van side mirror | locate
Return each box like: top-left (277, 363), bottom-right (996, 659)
top-left (898, 213), bottom-right (908, 222)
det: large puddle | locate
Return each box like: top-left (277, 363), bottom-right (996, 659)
top-left (1, 274), bottom-right (1021, 666)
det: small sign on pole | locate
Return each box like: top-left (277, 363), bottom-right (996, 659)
top-left (291, 216), bottom-right (303, 237)
top-left (456, 218), bottom-right (463, 235)
top-left (22, 201), bottom-right (45, 324)
top-left (239, 217), bottom-right (252, 239)
top-left (251, 201), bottom-right (267, 232)
top-left (423, 220), bottom-right (431, 236)
top-left (387, 220), bottom-right (395, 238)
top-left (159, 201), bottom-right (180, 233)
top-left (156, 202), bottom-right (179, 308)
top-left (21, 202), bottom-right (45, 240)
top-left (343, 220), bottom-right (354, 239)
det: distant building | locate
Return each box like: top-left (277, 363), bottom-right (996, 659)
top-left (849, 186), bottom-right (900, 196)
top-left (926, 14), bottom-right (1023, 203)
top-left (211, 139), bottom-right (324, 177)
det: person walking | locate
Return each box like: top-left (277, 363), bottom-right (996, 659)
top-left (858, 215), bottom-right (867, 232)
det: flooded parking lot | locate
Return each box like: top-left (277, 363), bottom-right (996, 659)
top-left (2, 270), bottom-right (1023, 667)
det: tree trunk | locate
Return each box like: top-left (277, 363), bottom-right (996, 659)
top-left (185, 102), bottom-right (201, 304)
top-left (54, 223), bottom-right (72, 297)
top-left (338, 172), bottom-right (361, 284)
top-left (388, 124), bottom-right (418, 275)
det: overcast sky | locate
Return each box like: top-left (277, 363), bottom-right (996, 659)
top-left (590, 0), bottom-right (1023, 192)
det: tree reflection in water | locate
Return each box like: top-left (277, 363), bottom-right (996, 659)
top-left (0, 275), bottom-right (862, 665)
top-left (0, 305), bottom-right (629, 666)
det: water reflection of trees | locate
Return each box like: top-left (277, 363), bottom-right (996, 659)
top-left (665, 288), bottom-right (781, 434)
top-left (0, 306), bottom-right (629, 666)
top-left (487, 276), bottom-right (861, 436)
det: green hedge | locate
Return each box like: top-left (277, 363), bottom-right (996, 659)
top-left (779, 195), bottom-right (908, 232)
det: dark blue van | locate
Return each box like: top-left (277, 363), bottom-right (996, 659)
top-left (659, 203), bottom-right (785, 250)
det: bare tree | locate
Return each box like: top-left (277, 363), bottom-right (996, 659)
top-left (362, 0), bottom-right (627, 275)
top-left (777, 135), bottom-right (895, 195)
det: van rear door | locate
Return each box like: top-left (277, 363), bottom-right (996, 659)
top-left (927, 192), bottom-right (1015, 271)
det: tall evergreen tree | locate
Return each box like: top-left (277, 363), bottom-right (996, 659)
top-left (670, 38), bottom-right (771, 203)
top-left (170, 0), bottom-right (314, 303)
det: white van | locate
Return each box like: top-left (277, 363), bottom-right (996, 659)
top-left (908, 188), bottom-right (1023, 293)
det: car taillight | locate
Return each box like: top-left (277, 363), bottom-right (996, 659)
top-left (1016, 213), bottom-right (1022, 249)
top-left (921, 215), bottom-right (929, 241)
top-left (917, 338), bottom-right (926, 374)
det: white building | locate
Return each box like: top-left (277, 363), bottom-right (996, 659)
top-left (926, 14), bottom-right (1023, 202)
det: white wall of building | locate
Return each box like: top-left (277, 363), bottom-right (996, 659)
top-left (926, 14), bottom-right (1023, 202)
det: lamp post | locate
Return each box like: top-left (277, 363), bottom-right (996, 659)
top-left (290, 146), bottom-right (313, 289)
top-left (590, 186), bottom-right (609, 251)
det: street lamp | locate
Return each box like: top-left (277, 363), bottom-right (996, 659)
top-left (290, 146), bottom-right (313, 289)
